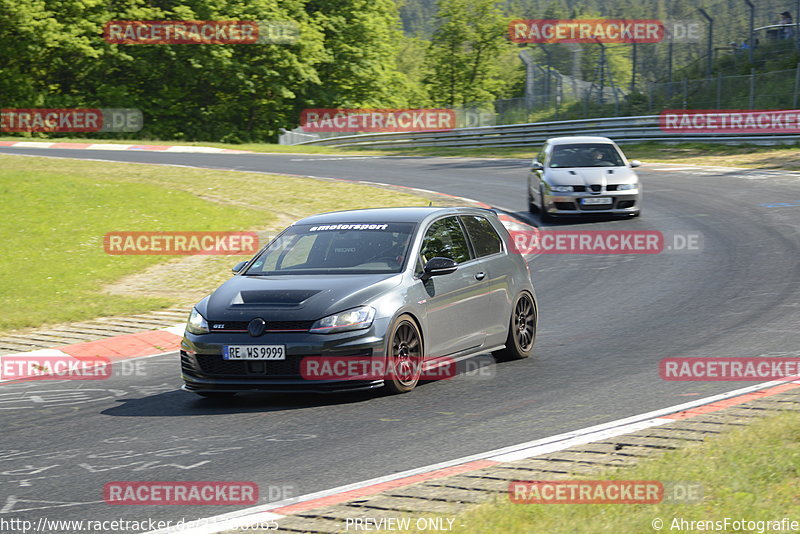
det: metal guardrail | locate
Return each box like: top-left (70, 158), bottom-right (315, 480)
top-left (297, 115), bottom-right (800, 149)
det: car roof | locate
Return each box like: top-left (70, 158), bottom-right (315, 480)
top-left (546, 136), bottom-right (617, 145)
top-left (295, 206), bottom-right (497, 225)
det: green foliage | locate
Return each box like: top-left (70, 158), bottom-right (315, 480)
top-left (4, 0), bottom-right (796, 141)
top-left (423, 0), bottom-right (513, 106)
top-left (0, 0), bottom-right (418, 142)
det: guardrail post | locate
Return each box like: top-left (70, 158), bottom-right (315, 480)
top-left (749, 68), bottom-right (756, 109)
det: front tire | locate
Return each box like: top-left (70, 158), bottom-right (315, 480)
top-left (539, 186), bottom-right (554, 222)
top-left (384, 315), bottom-right (424, 394)
top-left (528, 190), bottom-right (538, 213)
top-left (494, 292), bottom-right (537, 361)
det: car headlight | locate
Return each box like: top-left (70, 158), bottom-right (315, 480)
top-left (549, 185), bottom-right (574, 193)
top-left (186, 308), bottom-right (209, 335)
top-left (617, 183), bottom-right (637, 191)
top-left (310, 306), bottom-right (376, 334)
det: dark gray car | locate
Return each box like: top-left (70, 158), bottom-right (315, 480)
top-left (181, 207), bottom-right (537, 396)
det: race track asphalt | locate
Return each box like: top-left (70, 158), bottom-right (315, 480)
top-left (1, 147), bottom-right (798, 532)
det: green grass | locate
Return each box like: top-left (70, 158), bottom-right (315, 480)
top-left (395, 412), bottom-right (800, 533)
top-left (6, 136), bottom-right (800, 170)
top-left (0, 135), bottom-right (373, 155)
top-left (0, 155), bottom-right (428, 333)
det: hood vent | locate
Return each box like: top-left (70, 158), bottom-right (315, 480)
top-left (232, 289), bottom-right (321, 306)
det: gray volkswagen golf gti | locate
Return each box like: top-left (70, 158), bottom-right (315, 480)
top-left (181, 207), bottom-right (537, 396)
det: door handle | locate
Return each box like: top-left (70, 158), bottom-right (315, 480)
top-left (475, 272), bottom-right (486, 281)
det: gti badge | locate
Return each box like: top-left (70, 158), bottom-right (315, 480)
top-left (248, 318), bottom-right (266, 337)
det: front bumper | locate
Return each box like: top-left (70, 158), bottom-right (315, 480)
top-left (180, 325), bottom-right (388, 394)
top-left (543, 190), bottom-right (640, 216)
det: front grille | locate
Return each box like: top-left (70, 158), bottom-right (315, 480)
top-left (589, 184), bottom-right (602, 192)
top-left (181, 352), bottom-right (199, 373)
top-left (606, 185), bottom-right (619, 191)
top-left (572, 186), bottom-right (586, 192)
top-left (580, 201), bottom-right (616, 211)
top-left (209, 320), bottom-right (315, 332)
top-left (190, 349), bottom-right (375, 379)
top-left (196, 354), bottom-right (301, 377)
top-left (554, 202), bottom-right (577, 210)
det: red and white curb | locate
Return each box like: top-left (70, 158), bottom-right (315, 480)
top-left (0, 141), bottom-right (250, 154)
top-left (0, 325), bottom-right (185, 383)
top-left (146, 379), bottom-right (800, 534)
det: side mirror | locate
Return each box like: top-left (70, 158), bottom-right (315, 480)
top-left (531, 161), bottom-right (544, 171)
top-left (629, 160), bottom-right (642, 168)
top-left (232, 261), bottom-right (247, 273)
top-left (421, 257), bottom-right (458, 280)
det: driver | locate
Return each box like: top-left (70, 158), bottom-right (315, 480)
top-left (590, 148), bottom-right (607, 161)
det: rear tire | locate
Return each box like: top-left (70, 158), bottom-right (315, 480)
top-left (494, 292), bottom-right (537, 361)
top-left (383, 315), bottom-right (424, 394)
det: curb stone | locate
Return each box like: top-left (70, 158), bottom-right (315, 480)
top-left (215, 385), bottom-right (800, 534)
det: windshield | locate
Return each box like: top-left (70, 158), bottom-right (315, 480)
top-left (549, 143), bottom-right (626, 168)
top-left (244, 222), bottom-right (416, 275)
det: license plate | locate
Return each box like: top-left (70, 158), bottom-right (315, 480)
top-left (223, 345), bottom-right (286, 360)
top-left (581, 197), bottom-right (613, 205)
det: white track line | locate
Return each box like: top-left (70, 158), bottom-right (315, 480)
top-left (148, 377), bottom-right (797, 534)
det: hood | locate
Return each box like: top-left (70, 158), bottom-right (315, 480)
top-left (547, 167), bottom-right (637, 187)
top-left (198, 273), bottom-right (403, 322)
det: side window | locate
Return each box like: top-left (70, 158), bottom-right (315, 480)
top-left (461, 216), bottom-right (503, 258)
top-left (419, 217), bottom-right (472, 265)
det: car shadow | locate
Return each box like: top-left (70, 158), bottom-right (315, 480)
top-left (502, 209), bottom-right (633, 228)
top-left (101, 355), bottom-right (505, 416)
top-left (538, 213), bottom-right (636, 227)
top-left (100, 387), bottom-right (385, 417)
